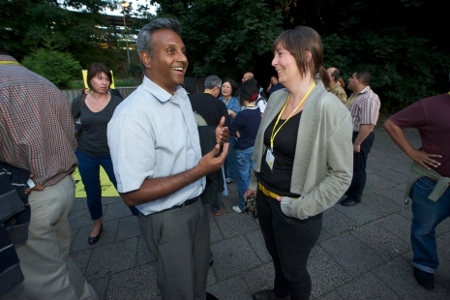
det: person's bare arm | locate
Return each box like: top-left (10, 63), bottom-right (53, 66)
top-left (121, 143), bottom-right (229, 206)
top-left (383, 119), bottom-right (441, 170)
top-left (121, 117), bottom-right (229, 206)
top-left (353, 124), bottom-right (374, 152)
top-left (228, 109), bottom-right (236, 119)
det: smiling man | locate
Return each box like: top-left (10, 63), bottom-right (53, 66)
top-left (107, 18), bottom-right (228, 300)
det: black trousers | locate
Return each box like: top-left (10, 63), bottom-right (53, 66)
top-left (257, 191), bottom-right (322, 300)
top-left (346, 131), bottom-right (375, 201)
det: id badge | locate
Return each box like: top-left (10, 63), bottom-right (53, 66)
top-left (265, 148), bottom-right (275, 171)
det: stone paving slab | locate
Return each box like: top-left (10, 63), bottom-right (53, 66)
top-left (69, 124), bottom-right (450, 299)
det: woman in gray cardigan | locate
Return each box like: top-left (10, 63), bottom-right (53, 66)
top-left (246, 27), bottom-right (353, 300)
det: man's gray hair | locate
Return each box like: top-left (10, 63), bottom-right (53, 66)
top-left (136, 18), bottom-right (182, 56)
top-left (204, 75), bottom-right (222, 90)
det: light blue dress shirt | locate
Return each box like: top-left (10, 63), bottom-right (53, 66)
top-left (108, 76), bottom-right (205, 215)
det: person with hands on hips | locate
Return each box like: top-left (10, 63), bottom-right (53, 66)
top-left (383, 74), bottom-right (450, 290)
top-left (244, 26), bottom-right (353, 300)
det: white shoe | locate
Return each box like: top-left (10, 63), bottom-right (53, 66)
top-left (232, 206), bottom-right (242, 213)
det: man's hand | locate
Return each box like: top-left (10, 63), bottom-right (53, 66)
top-left (383, 119), bottom-right (442, 170)
top-left (409, 149), bottom-right (442, 170)
top-left (198, 142), bottom-right (229, 173)
top-left (25, 174), bottom-right (44, 195)
top-left (215, 116), bottom-right (229, 145)
top-left (353, 125), bottom-right (373, 153)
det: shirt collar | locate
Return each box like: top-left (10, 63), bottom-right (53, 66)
top-left (351, 85), bottom-right (371, 98)
top-left (142, 75), bottom-right (187, 103)
top-left (358, 85), bottom-right (371, 95)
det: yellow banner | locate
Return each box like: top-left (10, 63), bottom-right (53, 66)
top-left (72, 167), bottom-right (119, 198)
top-left (82, 70), bottom-right (88, 89)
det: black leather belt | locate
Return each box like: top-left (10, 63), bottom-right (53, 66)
top-left (159, 196), bottom-right (199, 213)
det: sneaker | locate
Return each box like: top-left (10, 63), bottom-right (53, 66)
top-left (226, 178), bottom-right (236, 184)
top-left (232, 206), bottom-right (242, 213)
top-left (413, 267), bottom-right (434, 290)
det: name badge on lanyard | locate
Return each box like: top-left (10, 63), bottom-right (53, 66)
top-left (265, 148), bottom-right (275, 171)
top-left (268, 83), bottom-right (315, 172)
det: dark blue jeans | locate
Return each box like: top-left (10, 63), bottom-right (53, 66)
top-left (76, 149), bottom-right (138, 220)
top-left (257, 190), bottom-right (322, 300)
top-left (235, 147), bottom-right (254, 211)
top-left (411, 177), bottom-right (450, 274)
top-left (346, 131), bottom-right (375, 201)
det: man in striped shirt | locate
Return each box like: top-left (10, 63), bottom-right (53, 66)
top-left (341, 69), bottom-right (380, 206)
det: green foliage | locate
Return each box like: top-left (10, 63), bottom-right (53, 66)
top-left (22, 49), bottom-right (81, 89)
top-left (3, 0), bottom-right (449, 112)
top-left (126, 62), bottom-right (143, 79)
top-left (153, 0), bottom-right (283, 78)
top-left (320, 0), bottom-right (450, 113)
top-left (0, 0), bottom-right (134, 76)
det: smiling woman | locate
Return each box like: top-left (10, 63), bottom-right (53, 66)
top-left (246, 26), bottom-right (353, 300)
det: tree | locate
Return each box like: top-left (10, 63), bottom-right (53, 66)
top-left (0, 0), bottom-right (127, 72)
top-left (148, 0), bottom-right (450, 111)
top-left (22, 49), bottom-right (81, 89)
top-left (3, 0), bottom-right (449, 111)
top-left (150, 0), bottom-right (284, 79)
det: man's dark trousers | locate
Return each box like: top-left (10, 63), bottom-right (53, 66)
top-left (346, 131), bottom-right (375, 202)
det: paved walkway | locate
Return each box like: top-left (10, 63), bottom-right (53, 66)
top-left (69, 122), bottom-right (450, 299)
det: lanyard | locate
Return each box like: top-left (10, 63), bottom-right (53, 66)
top-left (0, 60), bottom-right (20, 65)
top-left (270, 82), bottom-right (316, 150)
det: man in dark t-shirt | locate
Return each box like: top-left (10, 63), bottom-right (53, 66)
top-left (189, 75), bottom-right (229, 217)
top-left (383, 74), bottom-right (450, 290)
top-left (189, 76), bottom-right (229, 128)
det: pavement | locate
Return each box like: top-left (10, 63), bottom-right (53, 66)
top-left (69, 120), bottom-right (450, 299)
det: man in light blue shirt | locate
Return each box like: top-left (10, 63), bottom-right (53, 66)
top-left (107, 18), bottom-right (228, 300)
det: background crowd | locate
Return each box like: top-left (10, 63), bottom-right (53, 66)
top-left (1, 14), bottom-right (448, 300)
